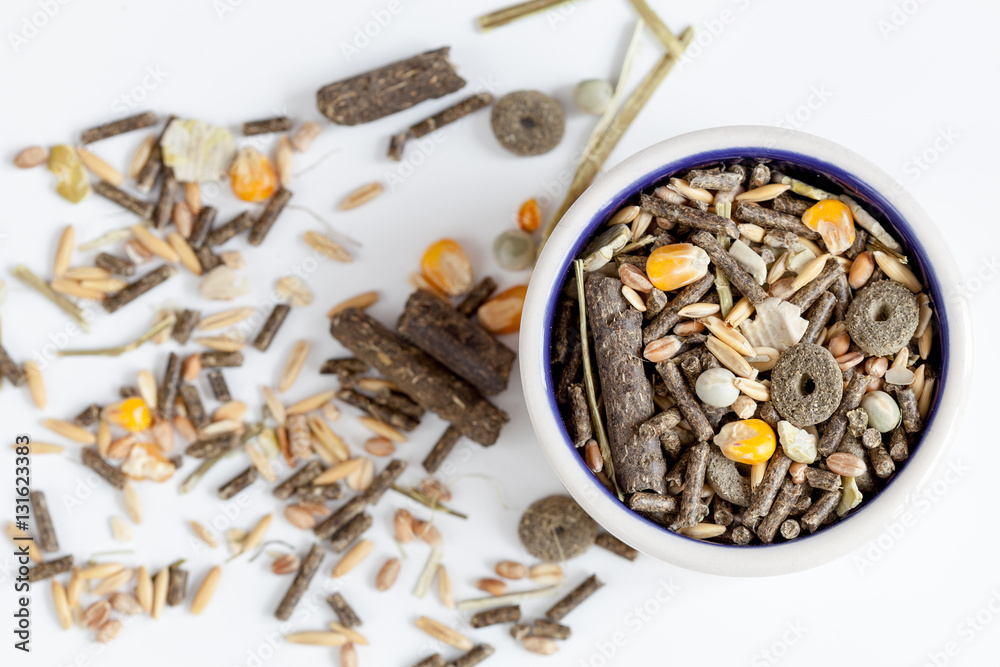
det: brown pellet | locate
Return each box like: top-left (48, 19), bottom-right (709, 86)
top-left (30, 491), bottom-right (59, 552)
top-left (248, 187), bottom-right (292, 246)
top-left (218, 466), bottom-right (259, 500)
top-left (689, 230), bottom-right (768, 305)
top-left (73, 403), bottom-right (102, 426)
top-left (179, 383), bottom-right (207, 427)
top-left (628, 492), bottom-right (679, 514)
top-left (199, 351), bottom-right (244, 368)
top-left (805, 467), bottom-right (842, 492)
top-left (185, 432), bottom-right (240, 459)
top-left (327, 592), bottom-right (362, 628)
top-left (895, 386), bottom-right (922, 433)
top-left (732, 200), bottom-right (821, 240)
top-left (788, 257), bottom-right (845, 312)
top-left (889, 426), bottom-right (910, 462)
top-left (868, 444), bottom-right (896, 478)
top-left (166, 564), bottom-right (188, 606)
top-left (456, 276), bottom-right (498, 317)
top-left (81, 111), bottom-right (157, 144)
top-left (452, 644), bottom-right (495, 667)
top-left (817, 372), bottom-right (871, 455)
top-left (252, 304), bottom-right (291, 351)
top-left (158, 352), bottom-right (181, 419)
top-left (361, 459), bottom-right (406, 505)
top-left (93, 180), bottom-right (154, 219)
top-left (188, 205), bottom-right (217, 249)
top-left (275, 543), bottom-right (324, 621)
top-left (103, 265), bottom-right (177, 313)
top-left (673, 442), bottom-right (710, 530)
top-left (82, 448), bottom-right (126, 490)
top-left (330, 512), bottom-right (373, 553)
top-left (273, 460), bottom-right (325, 501)
top-left (641, 194), bottom-right (739, 238)
top-left (756, 480), bottom-right (804, 544)
top-left (153, 169), bottom-right (178, 230)
top-left (95, 252), bottom-right (136, 277)
top-left (780, 519), bottom-right (801, 540)
top-left (470, 605), bottom-right (521, 629)
top-left (595, 533), bottom-right (638, 561)
top-left (28, 554), bottom-right (74, 582)
top-left (643, 271), bottom-right (716, 344)
top-left (336, 389), bottom-right (418, 431)
top-left (206, 370), bottom-right (231, 401)
top-left (656, 361), bottom-right (713, 443)
top-left (314, 496), bottom-right (366, 540)
top-left (170, 309), bottom-right (200, 345)
top-left (746, 448), bottom-right (792, 521)
top-left (801, 490), bottom-right (841, 532)
top-left (207, 211), bottom-right (254, 247)
top-left (242, 116), bottom-right (293, 136)
top-left (545, 575), bottom-right (603, 622)
top-left (423, 425), bottom-right (462, 474)
top-left (0, 344), bottom-right (25, 386)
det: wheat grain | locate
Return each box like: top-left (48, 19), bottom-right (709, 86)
top-left (338, 181), bottom-right (385, 210)
top-left (327, 291), bottom-right (378, 318)
top-left (190, 565), bottom-right (222, 615)
top-left (287, 390), bottom-right (336, 415)
top-left (358, 416), bottom-right (405, 443)
top-left (131, 225), bottom-right (179, 263)
top-left (77, 147), bottom-right (124, 185)
top-left (331, 539), bottom-right (374, 577)
top-left (53, 225), bottom-right (75, 278)
top-left (304, 231), bottom-right (352, 262)
top-left (414, 616), bottom-right (473, 650)
top-left (279, 341), bottom-right (310, 393)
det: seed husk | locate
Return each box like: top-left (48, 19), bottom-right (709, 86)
top-left (304, 231), bottom-right (352, 262)
top-left (190, 565), bottom-right (222, 615)
top-left (5, 522), bottom-right (42, 563)
top-left (339, 181), bottom-right (385, 210)
top-left (279, 341), bottom-right (310, 392)
top-left (276, 276), bottom-right (313, 307)
top-left (331, 539), bottom-right (374, 577)
top-left (287, 389), bottom-right (336, 415)
top-left (286, 631), bottom-right (349, 647)
top-left (415, 616), bottom-right (474, 650)
top-left (93, 567), bottom-right (133, 596)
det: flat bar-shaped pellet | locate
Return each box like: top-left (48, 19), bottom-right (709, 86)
top-left (275, 543), bottom-right (324, 621)
top-left (326, 593), bottom-right (362, 627)
top-left (82, 448), bottom-right (126, 489)
top-left (456, 276), bottom-right (497, 317)
top-left (410, 93), bottom-right (494, 138)
top-left (595, 533), bottom-right (638, 561)
top-left (179, 383), bottom-right (208, 427)
top-left (95, 252), bottom-right (135, 277)
top-left (361, 459), bottom-right (406, 505)
top-left (30, 491), bottom-right (58, 552)
top-left (273, 460), bottom-right (325, 500)
top-left (817, 373), bottom-right (871, 455)
top-left (171, 309), bottom-right (200, 345)
top-left (253, 304), bottom-right (291, 352)
top-left (159, 352), bottom-right (181, 419)
top-left (314, 496), bottom-right (366, 540)
top-left (242, 116), bottom-right (292, 135)
top-left (186, 432), bottom-right (240, 459)
top-left (189, 206), bottom-right (217, 249)
top-left (153, 169), bottom-right (178, 230)
top-left (756, 479), bottom-right (804, 543)
top-left (545, 574), bottom-right (603, 622)
top-left (166, 564), bottom-right (188, 606)
top-left (688, 169), bottom-right (743, 190)
top-left (732, 200), bottom-right (821, 240)
top-left (317, 47), bottom-right (466, 125)
top-left (330, 512), bottom-right (373, 553)
top-left (747, 448), bottom-right (792, 520)
top-left (336, 389), bottom-right (418, 431)
top-left (104, 265), bottom-right (176, 313)
top-left (199, 351), bottom-right (243, 368)
top-left (470, 604), bottom-right (520, 628)
top-left (673, 442), bottom-right (710, 529)
top-left (643, 272), bottom-right (715, 344)
top-left (206, 370), bottom-right (231, 401)
top-left (586, 274), bottom-right (667, 494)
top-left (0, 343), bottom-right (25, 386)
top-left (207, 211), bottom-right (253, 247)
top-left (641, 194), bottom-right (739, 238)
top-left (423, 425), bottom-right (461, 474)
top-left (330, 308), bottom-right (509, 446)
top-left (81, 111), bottom-right (157, 143)
top-left (218, 466), bottom-right (258, 499)
top-left (397, 289), bottom-right (515, 395)
top-left (804, 467), bottom-right (841, 492)
top-left (248, 187), bottom-right (292, 247)
top-left (656, 361), bottom-right (713, 443)
top-left (788, 258), bottom-right (844, 312)
top-left (689, 230), bottom-right (768, 305)
top-left (93, 180), bottom-right (155, 219)
top-left (28, 554), bottom-right (73, 582)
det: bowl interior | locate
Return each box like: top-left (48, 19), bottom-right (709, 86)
top-left (540, 146), bottom-right (950, 552)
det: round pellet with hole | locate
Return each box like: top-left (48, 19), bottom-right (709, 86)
top-left (770, 343), bottom-right (844, 427)
top-left (845, 279), bottom-right (919, 356)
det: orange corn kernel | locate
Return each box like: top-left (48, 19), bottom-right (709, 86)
top-left (420, 239), bottom-right (473, 296)
top-left (645, 243), bottom-right (711, 291)
top-left (478, 285), bottom-right (528, 335)
top-left (801, 199), bottom-right (855, 255)
top-left (713, 419), bottom-right (776, 464)
top-left (229, 147), bottom-right (276, 202)
top-left (103, 398), bottom-right (152, 433)
top-left (517, 199), bottom-right (541, 232)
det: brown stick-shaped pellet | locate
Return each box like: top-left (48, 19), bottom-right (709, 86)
top-left (804, 467), bottom-right (841, 492)
top-left (387, 131), bottom-right (408, 161)
top-left (771, 194), bottom-right (811, 216)
top-left (641, 194), bottom-right (739, 238)
top-left (788, 258), bottom-right (844, 311)
top-left (185, 432), bottom-right (240, 459)
top-left (747, 448), bottom-right (792, 520)
top-left (314, 496), bottom-right (366, 540)
top-left (656, 361), bottom-right (713, 443)
top-left (423, 425), bottom-right (461, 474)
top-left (336, 389), bottom-right (419, 431)
top-left (831, 273), bottom-right (851, 322)
top-left (372, 391), bottom-right (425, 420)
top-left (179, 383), bottom-right (207, 427)
top-left (104, 265), bottom-right (176, 313)
top-left (549, 297), bottom-right (575, 365)
top-left (889, 425), bottom-right (909, 462)
top-left (319, 357), bottom-right (368, 376)
top-left (673, 442), bottom-right (710, 530)
top-left (802, 490), bottom-right (841, 532)
top-left (81, 111), bottom-right (157, 144)
top-left (242, 116), bottom-right (292, 136)
top-left (470, 605), bottom-right (521, 629)
top-left (298, 483), bottom-right (343, 503)
top-left (595, 533), bottom-right (638, 561)
top-left (555, 340), bottom-right (582, 403)
top-left (82, 448), bottom-right (126, 490)
top-left (689, 230), bottom-right (768, 305)
top-left (689, 169), bottom-right (743, 190)
top-left (170, 310), bottom-right (200, 345)
top-left (273, 460), bottom-right (325, 500)
top-left (93, 180), bottom-right (155, 219)
top-left (199, 351), bottom-right (243, 368)
top-left (95, 252), bottom-right (135, 277)
top-left (330, 512), bottom-right (373, 553)
top-left (637, 407), bottom-right (681, 441)
top-left (275, 543), bottom-right (324, 621)
top-left (567, 384), bottom-right (592, 447)
top-left (456, 276), bottom-right (498, 317)
top-left (643, 272), bottom-right (716, 343)
top-left (158, 352), bottom-right (181, 419)
top-left (586, 273), bottom-right (667, 494)
top-left (817, 373), bottom-right (871, 455)
top-left (868, 444), bottom-right (896, 478)
top-left (194, 245), bottom-right (222, 272)
top-left (188, 206), bottom-right (217, 249)
top-left (410, 93), bottom-right (494, 138)
top-left (73, 403), bottom-right (102, 426)
top-left (326, 592), bottom-right (362, 627)
top-left (732, 200), bottom-right (821, 240)
top-left (0, 343), bottom-right (25, 386)
top-left (800, 291), bottom-right (837, 345)
top-left (756, 480), bottom-right (805, 544)
top-left (628, 492), bottom-right (679, 514)
top-left (207, 211), bottom-right (253, 247)
top-left (206, 370), bottom-right (231, 401)
top-left (252, 304), bottom-right (291, 352)
top-left (28, 554), bottom-right (74, 582)
top-left (780, 518), bottom-right (801, 540)
top-left (894, 386), bottom-right (922, 433)
top-left (532, 619), bottom-right (572, 639)
top-left (218, 466), bottom-right (258, 500)
top-left (545, 574), bottom-right (603, 622)
top-left (153, 169), bottom-right (178, 230)
top-left (135, 114), bottom-right (175, 193)
top-left (361, 459), bottom-right (406, 505)
top-left (248, 187), bottom-right (292, 246)
top-left (30, 491), bottom-right (58, 552)
top-left (452, 645), bottom-right (495, 667)
top-left (166, 564), bottom-right (188, 606)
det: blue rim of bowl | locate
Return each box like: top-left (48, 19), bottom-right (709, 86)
top-left (540, 146), bottom-right (949, 548)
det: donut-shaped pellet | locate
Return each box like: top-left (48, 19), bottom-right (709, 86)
top-left (846, 280), bottom-right (920, 356)
top-left (491, 91), bottom-right (565, 156)
top-left (770, 343), bottom-right (844, 427)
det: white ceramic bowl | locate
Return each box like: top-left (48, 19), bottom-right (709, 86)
top-left (520, 126), bottom-right (973, 576)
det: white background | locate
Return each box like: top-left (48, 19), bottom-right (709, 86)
top-left (0, 1), bottom-right (997, 666)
